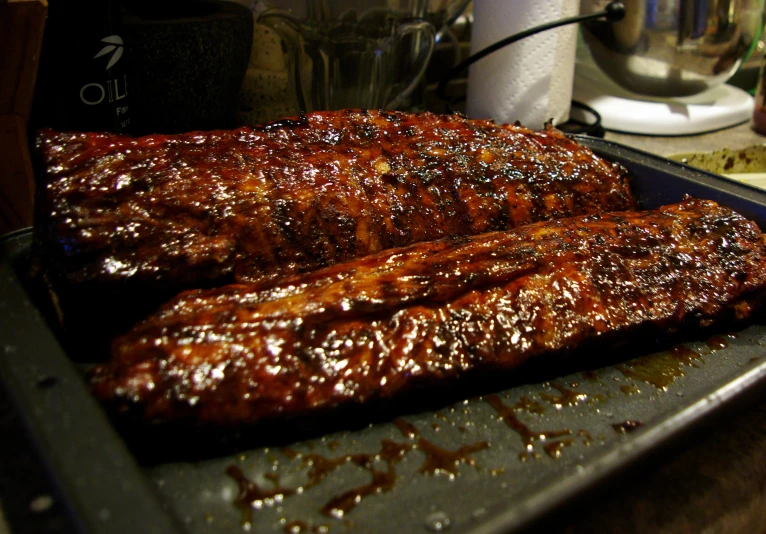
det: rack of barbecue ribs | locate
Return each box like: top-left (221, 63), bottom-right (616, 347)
top-left (89, 199), bottom-right (766, 427)
top-left (36, 109), bottom-right (636, 290)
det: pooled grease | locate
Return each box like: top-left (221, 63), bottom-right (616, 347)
top-left (417, 439), bottom-right (489, 478)
top-left (283, 520), bottom-right (330, 533)
top-left (612, 420), bottom-right (644, 434)
top-left (316, 440), bottom-right (412, 519)
top-left (543, 439), bottom-right (575, 459)
top-left (393, 418), bottom-right (419, 439)
top-left (228, 428), bottom-right (489, 521)
top-left (705, 335), bottom-right (731, 351)
top-left (539, 382), bottom-right (603, 408)
top-left (617, 336), bottom-right (734, 390)
top-left (620, 384), bottom-right (641, 396)
top-left (228, 333), bottom-right (732, 526)
top-left (485, 394), bottom-right (573, 458)
top-left (618, 344), bottom-right (703, 389)
top-left (226, 465), bottom-right (296, 528)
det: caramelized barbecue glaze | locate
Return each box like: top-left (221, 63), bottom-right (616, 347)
top-left (37, 110), bottom-right (634, 288)
top-left (90, 199), bottom-right (766, 426)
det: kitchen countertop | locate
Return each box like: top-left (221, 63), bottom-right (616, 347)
top-left (2, 120), bottom-right (766, 534)
top-left (605, 124), bottom-right (766, 161)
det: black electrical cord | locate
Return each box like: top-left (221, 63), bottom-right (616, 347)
top-left (436, 2), bottom-right (626, 104)
top-left (558, 100), bottom-right (605, 137)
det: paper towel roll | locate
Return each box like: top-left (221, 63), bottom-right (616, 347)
top-left (466, 0), bottom-right (579, 129)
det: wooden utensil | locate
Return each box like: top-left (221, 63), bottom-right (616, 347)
top-left (0, 0), bottom-right (47, 234)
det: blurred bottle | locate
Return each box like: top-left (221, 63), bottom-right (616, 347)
top-left (30, 0), bottom-right (131, 133)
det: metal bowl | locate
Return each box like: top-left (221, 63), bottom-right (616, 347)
top-left (580, 0), bottom-right (763, 97)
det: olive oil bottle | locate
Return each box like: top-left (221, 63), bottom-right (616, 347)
top-left (30, 0), bottom-right (131, 133)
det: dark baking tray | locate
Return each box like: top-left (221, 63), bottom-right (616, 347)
top-left (3, 136), bottom-right (766, 534)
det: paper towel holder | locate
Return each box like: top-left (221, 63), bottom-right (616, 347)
top-left (436, 1), bottom-right (626, 106)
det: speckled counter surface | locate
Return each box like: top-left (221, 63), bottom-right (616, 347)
top-left (3, 122), bottom-right (766, 534)
top-left (605, 122), bottom-right (766, 160)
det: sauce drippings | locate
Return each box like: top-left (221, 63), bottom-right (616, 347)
top-left (582, 370), bottom-right (601, 383)
top-left (300, 440), bottom-right (415, 518)
top-left (620, 384), bottom-right (640, 396)
top-left (264, 472), bottom-right (281, 485)
top-left (393, 418), bottom-right (419, 439)
top-left (543, 438), bottom-right (575, 459)
top-left (320, 462), bottom-right (398, 519)
top-left (281, 447), bottom-right (300, 459)
top-left (612, 420), bottom-right (643, 434)
top-left (518, 451), bottom-right (542, 462)
top-left (417, 438), bottom-right (489, 478)
top-left (514, 395), bottom-right (546, 415)
top-left (486, 394), bottom-right (571, 454)
top-left (228, 434), bottom-right (494, 523)
top-left (588, 393), bottom-right (606, 404)
top-left (577, 429), bottom-right (593, 446)
top-left (618, 345), bottom-right (702, 389)
top-left (539, 383), bottom-right (588, 408)
top-left (669, 345), bottom-right (701, 365)
top-left (227, 465), bottom-right (297, 527)
top-left (705, 335), bottom-right (729, 351)
top-left (283, 520), bottom-right (329, 533)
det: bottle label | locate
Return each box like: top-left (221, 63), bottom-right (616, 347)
top-left (94, 35), bottom-right (124, 68)
top-left (30, 1), bottom-right (134, 134)
top-left (79, 77), bottom-right (128, 105)
top-left (75, 34), bottom-right (131, 131)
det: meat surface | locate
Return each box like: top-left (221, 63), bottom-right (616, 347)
top-left (90, 199), bottom-right (766, 426)
top-left (37, 109), bottom-right (635, 288)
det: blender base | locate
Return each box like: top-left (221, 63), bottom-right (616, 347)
top-left (572, 66), bottom-right (754, 136)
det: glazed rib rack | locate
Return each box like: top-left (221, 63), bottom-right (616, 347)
top-left (90, 199), bottom-right (766, 426)
top-left (37, 110), bottom-right (635, 289)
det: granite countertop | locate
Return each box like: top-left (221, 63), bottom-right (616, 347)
top-left (3, 122), bottom-right (766, 534)
top-left (605, 123), bottom-right (766, 161)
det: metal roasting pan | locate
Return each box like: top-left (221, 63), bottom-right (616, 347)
top-left (3, 136), bottom-right (766, 534)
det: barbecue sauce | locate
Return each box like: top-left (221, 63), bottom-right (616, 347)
top-left (227, 334), bottom-right (730, 525)
top-left (620, 384), bottom-right (641, 396)
top-left (612, 420), bottom-right (644, 434)
top-left (283, 520), bottom-right (329, 533)
top-left (577, 429), bottom-right (594, 446)
top-left (618, 345), bottom-right (702, 389)
top-left (705, 335), bottom-right (730, 351)
top-left (319, 443), bottom-right (408, 519)
top-left (486, 394), bottom-right (572, 452)
top-left (393, 418), bottom-right (419, 439)
top-left (539, 383), bottom-right (588, 408)
top-left (582, 370), bottom-right (601, 383)
top-left (543, 439), bottom-right (575, 459)
top-left (228, 433), bottom-right (492, 522)
top-left (513, 395), bottom-right (546, 415)
top-left (226, 464), bottom-right (297, 527)
top-left (417, 438), bottom-right (489, 478)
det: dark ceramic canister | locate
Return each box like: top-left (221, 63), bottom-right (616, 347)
top-left (122, 0), bottom-right (253, 134)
